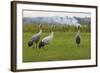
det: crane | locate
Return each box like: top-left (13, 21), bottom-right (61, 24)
top-left (28, 24), bottom-right (42, 48)
top-left (75, 26), bottom-right (81, 47)
top-left (38, 32), bottom-right (54, 48)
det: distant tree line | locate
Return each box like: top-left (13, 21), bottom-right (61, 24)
top-left (74, 17), bottom-right (91, 25)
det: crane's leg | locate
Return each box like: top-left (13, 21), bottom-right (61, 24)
top-left (32, 45), bottom-right (35, 49)
top-left (35, 40), bottom-right (38, 48)
top-left (36, 43), bottom-right (39, 48)
top-left (79, 44), bottom-right (80, 47)
top-left (34, 42), bottom-right (37, 48)
top-left (77, 44), bottom-right (79, 48)
top-left (77, 44), bottom-right (80, 48)
top-left (36, 44), bottom-right (37, 48)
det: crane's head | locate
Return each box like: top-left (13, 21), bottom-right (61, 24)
top-left (28, 40), bottom-right (33, 47)
top-left (38, 41), bottom-right (45, 48)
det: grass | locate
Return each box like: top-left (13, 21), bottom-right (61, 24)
top-left (23, 31), bottom-right (91, 62)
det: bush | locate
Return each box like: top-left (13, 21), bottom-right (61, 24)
top-left (23, 23), bottom-right (90, 33)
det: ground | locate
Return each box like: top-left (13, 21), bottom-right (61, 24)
top-left (23, 31), bottom-right (91, 62)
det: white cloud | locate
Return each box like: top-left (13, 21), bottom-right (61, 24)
top-left (23, 10), bottom-right (91, 18)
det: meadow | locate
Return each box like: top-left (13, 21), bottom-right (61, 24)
top-left (23, 24), bottom-right (91, 62)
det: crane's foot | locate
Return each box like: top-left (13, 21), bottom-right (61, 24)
top-left (77, 44), bottom-right (80, 48)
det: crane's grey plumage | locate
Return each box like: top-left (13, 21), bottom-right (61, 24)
top-left (75, 26), bottom-right (81, 47)
top-left (39, 32), bottom-right (54, 48)
top-left (28, 24), bottom-right (42, 48)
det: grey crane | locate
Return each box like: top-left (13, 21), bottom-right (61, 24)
top-left (28, 24), bottom-right (42, 48)
top-left (38, 32), bottom-right (54, 48)
top-left (75, 26), bottom-right (81, 47)
top-left (38, 24), bottom-right (54, 48)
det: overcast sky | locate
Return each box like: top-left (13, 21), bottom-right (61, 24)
top-left (23, 10), bottom-right (91, 18)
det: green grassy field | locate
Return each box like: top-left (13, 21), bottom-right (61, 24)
top-left (23, 26), bottom-right (91, 62)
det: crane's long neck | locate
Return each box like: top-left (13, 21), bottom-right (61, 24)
top-left (76, 29), bottom-right (80, 37)
top-left (77, 25), bottom-right (80, 35)
top-left (78, 30), bottom-right (80, 34)
top-left (39, 29), bottom-right (42, 34)
top-left (39, 24), bottom-right (42, 30)
top-left (51, 32), bottom-right (54, 37)
top-left (38, 24), bottom-right (42, 34)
